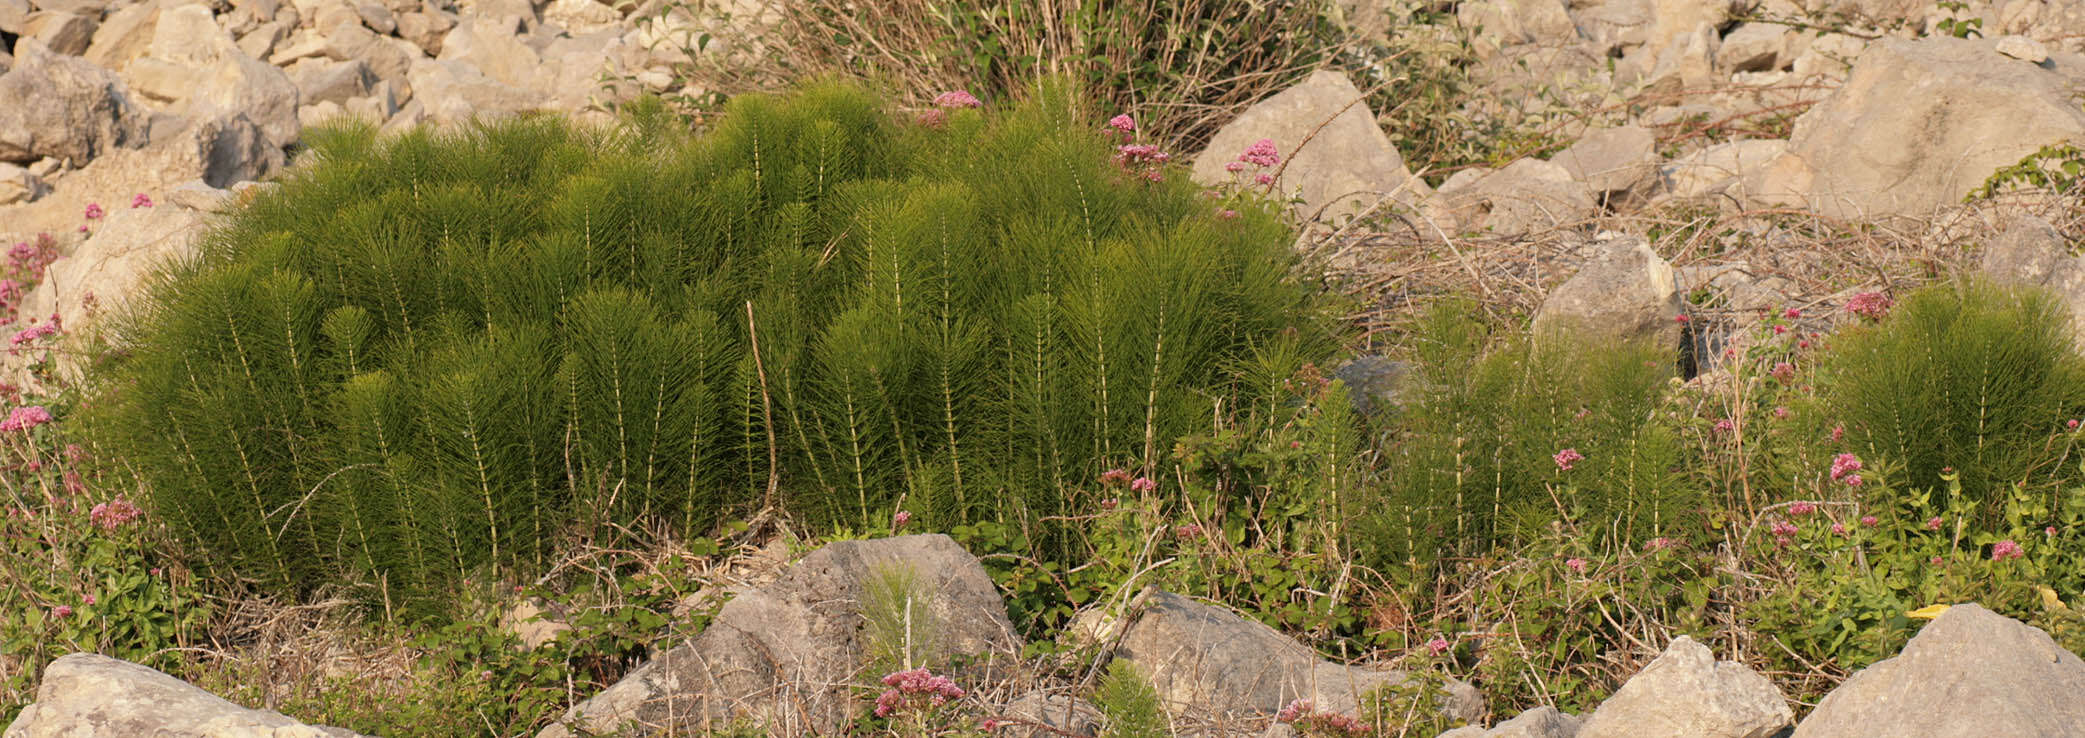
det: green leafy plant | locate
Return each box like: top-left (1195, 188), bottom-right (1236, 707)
top-left (1356, 301), bottom-right (1698, 577)
top-left (863, 562), bottom-right (944, 678)
top-left (86, 81), bottom-right (1341, 617)
top-left (1815, 280), bottom-right (2085, 523)
top-left (1967, 142), bottom-right (2085, 201)
top-left (1932, 0), bottom-right (1984, 38)
top-left (1094, 660), bottom-right (1169, 738)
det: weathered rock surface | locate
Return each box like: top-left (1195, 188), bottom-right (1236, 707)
top-left (1532, 234), bottom-right (1684, 350)
top-left (1660, 139), bottom-right (1787, 202)
top-left (1085, 588), bottom-right (1483, 726)
top-left (3, 652), bottom-right (365, 738)
top-left (1574, 635), bottom-right (1791, 738)
top-left (0, 162), bottom-right (50, 205)
top-left (541, 534), bottom-right (1020, 737)
top-left (1436, 158), bottom-right (1598, 236)
top-left (1549, 124), bottom-right (1658, 205)
top-left (12, 204), bottom-right (206, 379)
top-left (1438, 706), bottom-right (1582, 738)
top-left (1790, 603), bottom-right (2085, 737)
top-left (0, 39), bottom-right (149, 164)
top-left (127, 3), bottom-right (302, 150)
top-left (995, 690), bottom-right (1104, 738)
top-left (1190, 69), bottom-right (1432, 223)
top-left (1980, 214), bottom-right (2085, 350)
top-left (1775, 36), bottom-right (2085, 219)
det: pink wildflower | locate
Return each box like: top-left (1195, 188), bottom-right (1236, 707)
top-left (1174, 523), bottom-right (1203, 540)
top-left (1277, 699), bottom-right (1314, 723)
top-left (1098, 498), bottom-right (1118, 511)
top-left (1714, 418), bottom-right (1736, 433)
top-left (51, 605), bottom-right (71, 618)
top-left (1830, 453), bottom-right (1862, 481)
top-left (1675, 313), bottom-right (1690, 324)
top-left (82, 594), bottom-right (95, 605)
top-left (1224, 161), bottom-right (1247, 173)
top-left (1553, 447), bottom-right (1584, 471)
top-left (1860, 515), bottom-right (1878, 527)
top-left (1931, 555), bottom-right (1944, 565)
top-left (1831, 425), bottom-right (1845, 442)
top-left (1254, 173), bottom-right (1273, 186)
top-left (1099, 468), bottom-right (1132, 488)
top-left (1783, 307), bottom-right (1802, 319)
top-left (1646, 536), bottom-right (1675, 551)
top-left (1790, 501), bottom-right (1817, 516)
top-left (1843, 474), bottom-right (1863, 487)
top-left (1238, 138), bottom-right (1280, 168)
top-left (1992, 539), bottom-right (2024, 561)
top-left (2049, 526), bottom-right (2059, 537)
top-left (874, 667), bottom-right (966, 718)
top-left (1774, 324), bottom-right (1788, 334)
top-left (149, 567), bottom-right (161, 576)
top-left (1926, 516), bottom-right (1944, 530)
top-left (1129, 476), bottom-right (1156, 493)
top-left (893, 510), bottom-right (911, 528)
top-left (131, 193), bottom-right (153, 208)
top-left (1427, 636), bottom-right (1450, 655)
top-left (89, 497), bottom-right (142, 530)
top-left (1771, 520), bottom-right (1799, 537)
top-left (1770, 362), bottom-right (1796, 382)
top-left (932, 90), bottom-right (981, 108)
top-left (1773, 406), bottom-right (1791, 419)
top-left (2072, 419), bottom-right (2082, 431)
top-left (1831, 522), bottom-right (1847, 535)
top-left (1564, 557), bottom-right (1587, 573)
top-left (1847, 291), bottom-right (1892, 320)
top-left (1217, 209), bottom-right (1239, 220)
top-left (1107, 114), bottom-right (1135, 134)
top-left (83, 203), bottom-right (103, 220)
top-left (0, 405), bottom-right (52, 432)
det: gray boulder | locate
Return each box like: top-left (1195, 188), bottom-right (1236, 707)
top-left (1773, 36), bottom-right (2085, 219)
top-left (540, 534), bottom-right (1021, 737)
top-left (1434, 158), bottom-right (1598, 236)
top-left (1533, 234), bottom-right (1685, 351)
top-left (1438, 706), bottom-right (1582, 738)
top-left (1549, 125), bottom-right (1658, 206)
top-left (0, 39), bottom-right (149, 164)
top-left (1980, 214), bottom-right (2085, 348)
top-left (1789, 604), bottom-right (2085, 737)
top-left (3, 653), bottom-right (366, 738)
top-left (1575, 636), bottom-right (1791, 738)
top-left (1086, 588), bottom-right (1483, 727)
top-left (1189, 69), bottom-right (1432, 224)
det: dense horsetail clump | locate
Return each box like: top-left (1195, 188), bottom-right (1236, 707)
top-left (86, 83), bottom-right (1342, 613)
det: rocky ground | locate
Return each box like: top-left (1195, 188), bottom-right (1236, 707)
top-left (3, 0), bottom-right (2085, 733)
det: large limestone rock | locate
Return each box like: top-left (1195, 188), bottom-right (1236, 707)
top-left (0, 39), bottom-right (149, 164)
top-left (405, 57), bottom-right (541, 124)
top-left (81, 0), bottom-right (161, 69)
top-left (995, 690), bottom-right (1105, 738)
top-left (4, 653), bottom-right (365, 737)
top-left (1532, 234), bottom-right (1683, 350)
top-left (1792, 603), bottom-right (2085, 737)
top-left (1575, 636), bottom-right (1791, 738)
top-left (125, 4), bottom-right (302, 150)
top-left (21, 10), bottom-right (98, 55)
top-left (1660, 139), bottom-right (1787, 202)
top-left (540, 534), bottom-right (1020, 737)
top-left (1084, 588), bottom-right (1483, 726)
top-left (1775, 36), bottom-right (2085, 219)
top-left (1434, 158), bottom-right (1598, 236)
top-left (1190, 69), bottom-right (1432, 224)
top-left (1458, 0), bottom-right (1578, 56)
top-left (12, 204), bottom-right (205, 375)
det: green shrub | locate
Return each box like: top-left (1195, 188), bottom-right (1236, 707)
top-left (87, 82), bottom-right (1341, 615)
top-left (1816, 280), bottom-right (2085, 520)
top-left (1094, 660), bottom-right (1168, 738)
top-left (1356, 301), bottom-right (1698, 575)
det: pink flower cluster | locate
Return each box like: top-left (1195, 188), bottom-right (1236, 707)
top-left (11, 313), bottom-right (60, 348)
top-left (1239, 138), bottom-right (1280, 168)
top-left (932, 90), bottom-right (981, 109)
top-left (1100, 468), bottom-right (1132, 487)
top-left (1426, 636), bottom-right (1451, 655)
top-left (83, 203), bottom-right (104, 220)
top-left (131, 193), bottom-right (154, 208)
top-left (1553, 447), bottom-right (1584, 471)
top-left (1992, 539), bottom-right (2024, 561)
top-left (90, 496), bottom-right (143, 531)
top-left (8, 234), bottom-right (58, 285)
top-left (1829, 453), bottom-right (1862, 487)
top-left (1564, 557), bottom-right (1588, 573)
top-left (0, 405), bottom-right (52, 432)
top-left (1846, 291), bottom-right (1892, 320)
top-left (873, 667), bottom-right (965, 718)
top-left (1115, 144), bottom-right (1170, 182)
top-left (1174, 523), bottom-right (1203, 541)
top-left (1770, 362), bottom-right (1796, 383)
top-left (1107, 114), bottom-right (1135, 137)
top-left (1275, 699), bottom-right (1371, 736)
top-left (893, 510), bottom-right (912, 528)
top-left (1789, 501), bottom-right (1817, 516)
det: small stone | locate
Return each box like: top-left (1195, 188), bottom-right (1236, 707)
top-left (353, 0), bottom-right (395, 33)
top-left (1995, 34), bottom-right (2049, 63)
top-left (0, 161), bottom-right (50, 205)
top-left (166, 179), bottom-right (234, 211)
